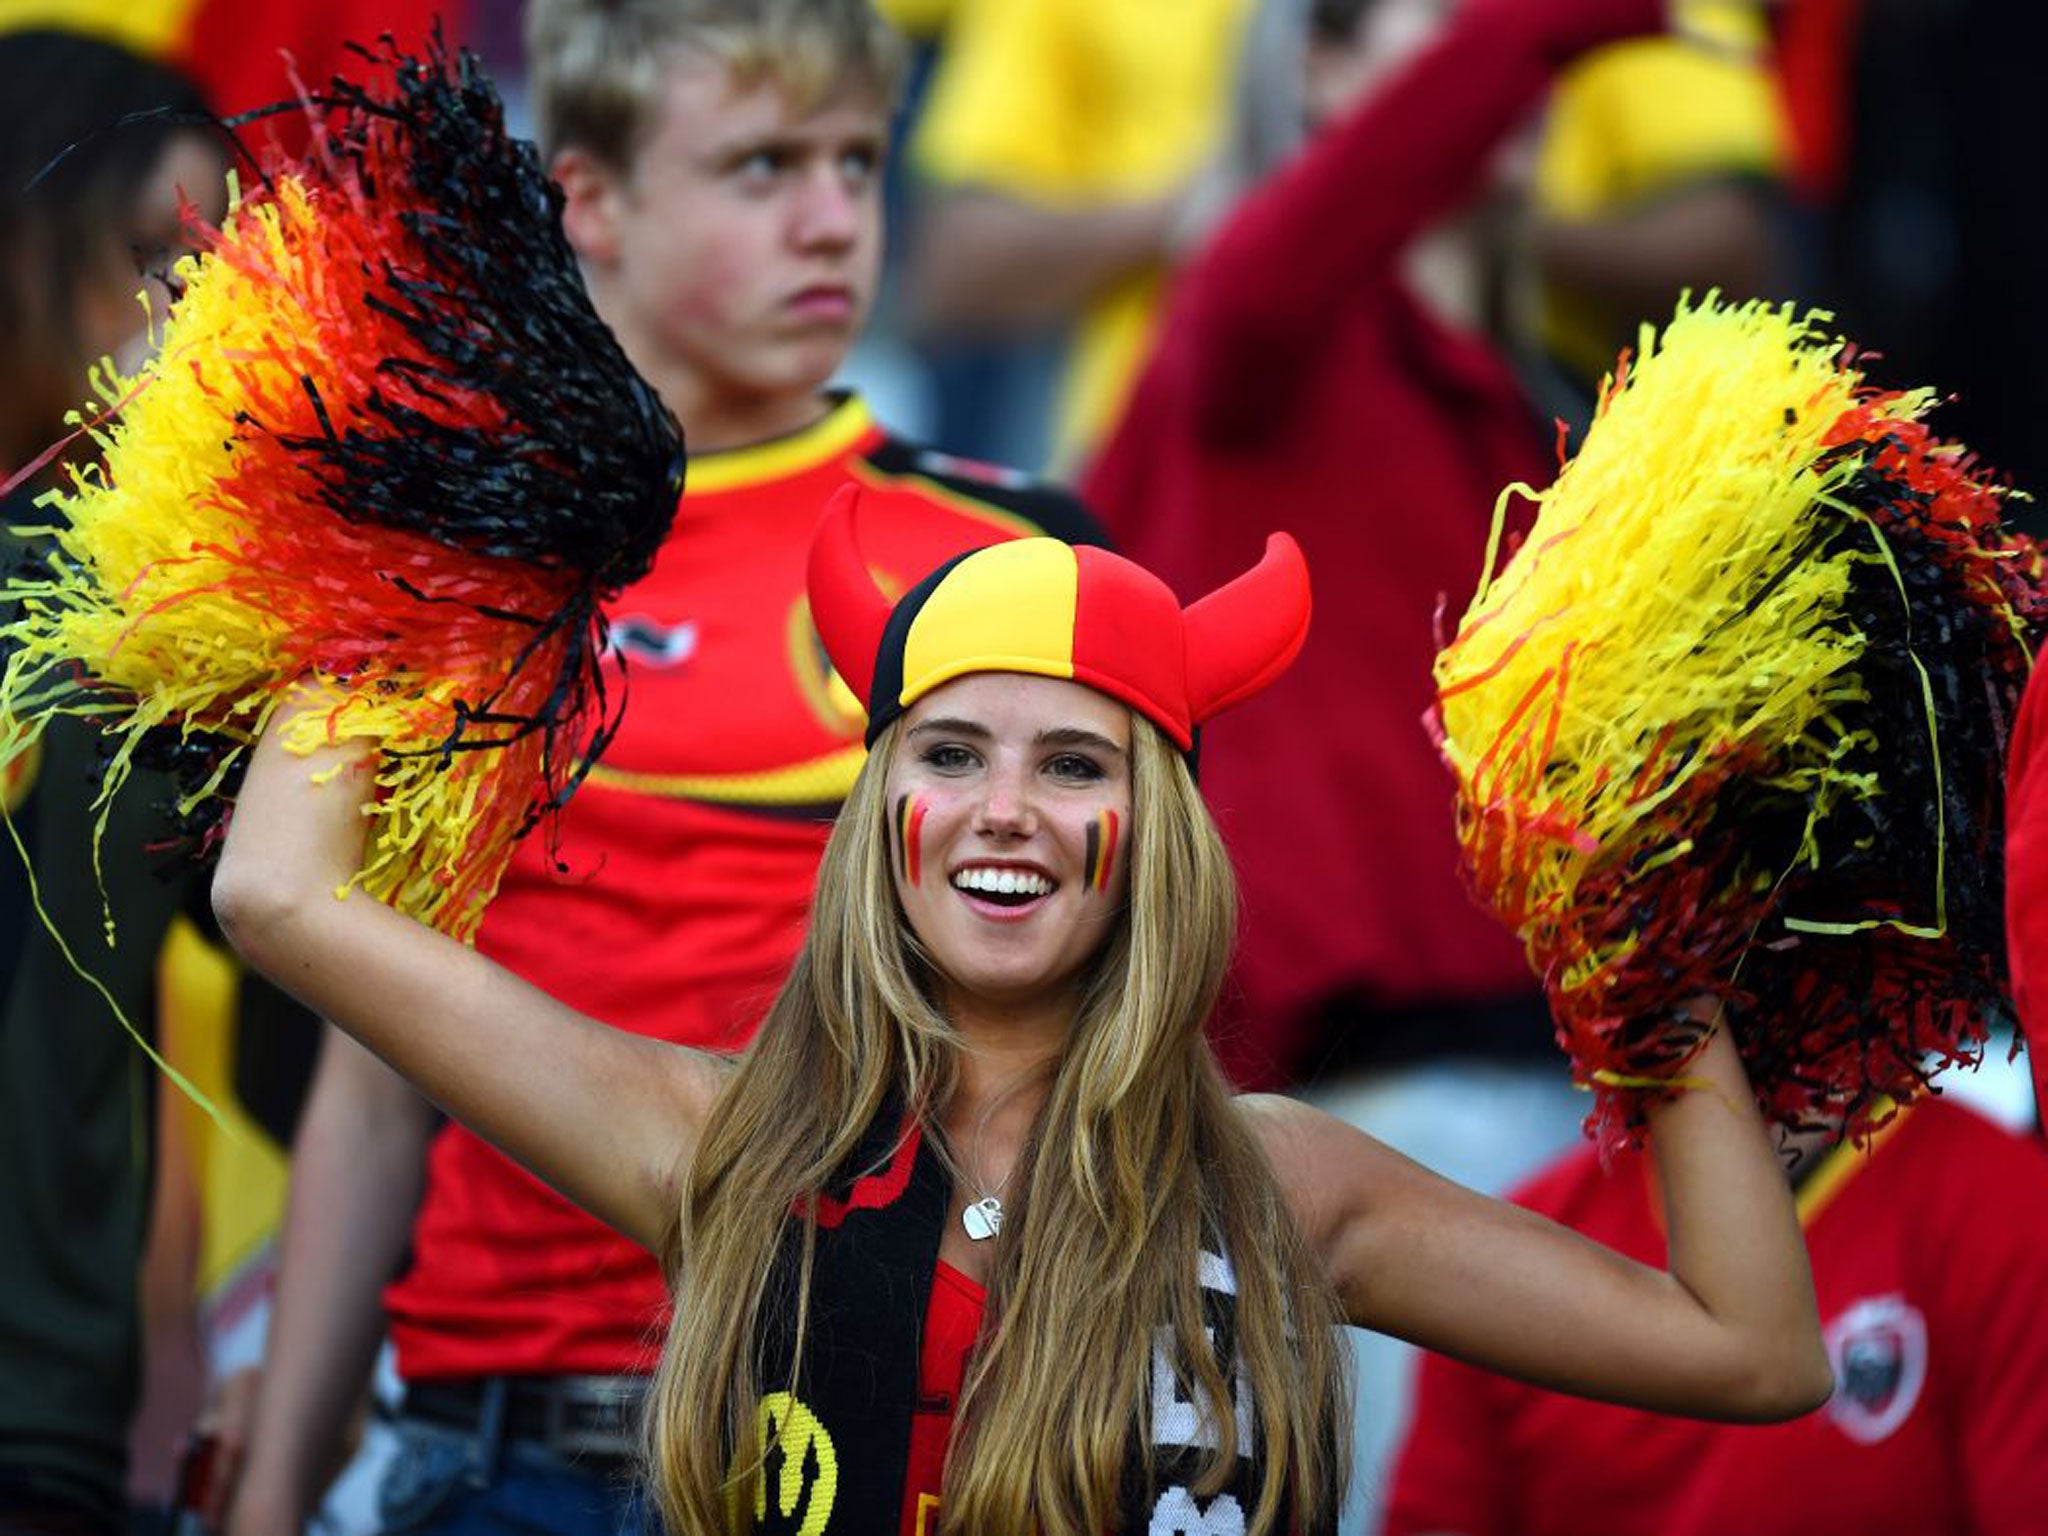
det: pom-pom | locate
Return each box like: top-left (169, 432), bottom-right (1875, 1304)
top-left (1432, 296), bottom-right (2043, 1142)
top-left (0, 35), bottom-right (683, 940)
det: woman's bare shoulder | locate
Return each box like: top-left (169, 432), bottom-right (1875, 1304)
top-left (1232, 1092), bottom-right (1398, 1242)
top-left (1233, 1091), bottom-right (1365, 1156)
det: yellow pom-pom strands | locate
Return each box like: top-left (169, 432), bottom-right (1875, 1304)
top-left (1433, 296), bottom-right (2042, 1141)
top-left (7, 173), bottom-right (543, 937)
top-left (1, 38), bottom-right (681, 953)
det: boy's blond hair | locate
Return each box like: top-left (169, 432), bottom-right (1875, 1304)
top-left (525, 0), bottom-right (907, 166)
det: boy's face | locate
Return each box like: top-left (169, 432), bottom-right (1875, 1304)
top-left (562, 54), bottom-right (885, 429)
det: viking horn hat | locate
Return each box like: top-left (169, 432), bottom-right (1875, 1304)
top-left (806, 484), bottom-right (1311, 751)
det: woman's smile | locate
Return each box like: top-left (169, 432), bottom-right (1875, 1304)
top-left (949, 859), bottom-right (1058, 919)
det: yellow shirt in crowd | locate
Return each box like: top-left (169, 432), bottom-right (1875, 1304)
top-left (910, 0), bottom-right (1258, 466)
top-left (1534, 0), bottom-right (1787, 384)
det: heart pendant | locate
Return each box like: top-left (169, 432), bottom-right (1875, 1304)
top-left (961, 1196), bottom-right (1003, 1241)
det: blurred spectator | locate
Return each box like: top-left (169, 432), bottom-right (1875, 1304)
top-left (1083, 0), bottom-right (1675, 1520)
top-left (1522, 0), bottom-right (1786, 424)
top-left (1383, 1097), bottom-right (2048, 1535)
top-left (0, 29), bottom-right (226, 1536)
top-left (906, 0), bottom-right (1260, 469)
top-left (1090, 0), bottom-right (1653, 1136)
top-left (134, 914), bottom-right (380, 1531)
top-left (34, 10), bottom-right (478, 1520)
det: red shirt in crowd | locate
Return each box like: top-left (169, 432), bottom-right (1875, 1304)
top-left (1384, 1099), bottom-right (2048, 1536)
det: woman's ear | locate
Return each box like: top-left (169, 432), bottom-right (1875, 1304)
top-left (552, 147), bottom-right (624, 268)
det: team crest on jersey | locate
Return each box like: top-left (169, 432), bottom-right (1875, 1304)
top-left (609, 615), bottom-right (698, 667)
top-left (789, 597), bottom-right (868, 737)
top-left (1824, 1294), bottom-right (1927, 1444)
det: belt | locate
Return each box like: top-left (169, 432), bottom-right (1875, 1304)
top-left (402, 1374), bottom-right (648, 1465)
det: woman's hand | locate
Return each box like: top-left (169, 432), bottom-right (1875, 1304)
top-left (212, 691), bottom-right (377, 973)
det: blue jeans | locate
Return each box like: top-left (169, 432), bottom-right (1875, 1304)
top-left (375, 1419), bottom-right (649, 1536)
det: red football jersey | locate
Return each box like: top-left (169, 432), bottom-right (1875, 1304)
top-left (384, 396), bottom-right (1100, 1378)
top-left (1384, 1100), bottom-right (2048, 1536)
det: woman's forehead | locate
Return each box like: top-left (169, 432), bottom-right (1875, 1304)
top-left (899, 673), bottom-right (1131, 745)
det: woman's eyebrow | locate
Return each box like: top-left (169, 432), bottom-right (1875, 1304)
top-left (907, 717), bottom-right (990, 740)
top-left (1035, 726), bottom-right (1126, 756)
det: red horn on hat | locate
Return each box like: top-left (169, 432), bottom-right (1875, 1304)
top-left (807, 483), bottom-right (893, 708)
top-left (1182, 533), bottom-right (1312, 723)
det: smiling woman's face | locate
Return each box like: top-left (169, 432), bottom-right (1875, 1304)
top-left (884, 672), bottom-right (1134, 1019)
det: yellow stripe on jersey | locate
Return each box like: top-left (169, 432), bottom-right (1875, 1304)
top-left (158, 914), bottom-right (290, 1299)
top-left (846, 459), bottom-right (1043, 541)
top-left (587, 744), bottom-right (869, 808)
top-left (688, 396), bottom-right (875, 495)
top-left (1796, 1099), bottom-right (1909, 1227)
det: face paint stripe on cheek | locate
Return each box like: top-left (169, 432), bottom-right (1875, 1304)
top-left (894, 793), bottom-right (927, 886)
top-left (1085, 809), bottom-right (1120, 892)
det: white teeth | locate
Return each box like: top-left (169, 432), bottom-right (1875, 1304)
top-left (952, 867), bottom-right (1053, 897)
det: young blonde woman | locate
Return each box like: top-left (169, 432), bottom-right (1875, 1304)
top-left (214, 488), bottom-right (1831, 1536)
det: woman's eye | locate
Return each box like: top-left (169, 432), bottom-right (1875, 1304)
top-left (1046, 753), bottom-right (1104, 782)
top-left (922, 743), bottom-right (977, 772)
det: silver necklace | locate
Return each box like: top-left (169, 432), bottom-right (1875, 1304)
top-left (959, 1084), bottom-right (1020, 1242)
top-left (961, 1188), bottom-right (1008, 1241)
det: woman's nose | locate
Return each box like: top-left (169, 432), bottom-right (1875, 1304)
top-left (972, 767), bottom-right (1037, 837)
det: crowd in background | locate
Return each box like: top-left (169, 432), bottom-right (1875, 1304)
top-left (1, 0), bottom-right (2042, 1533)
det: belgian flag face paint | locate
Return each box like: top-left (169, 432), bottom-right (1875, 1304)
top-left (893, 793), bottom-right (928, 887)
top-left (1083, 809), bottom-right (1120, 894)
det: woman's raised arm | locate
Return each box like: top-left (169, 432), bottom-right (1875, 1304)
top-left (1252, 1025), bottom-right (1832, 1422)
top-left (212, 704), bottom-right (725, 1252)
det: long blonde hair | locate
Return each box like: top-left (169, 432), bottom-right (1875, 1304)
top-left (646, 715), bottom-right (1349, 1536)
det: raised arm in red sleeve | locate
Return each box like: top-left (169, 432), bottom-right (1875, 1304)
top-left (1180, 0), bottom-right (1664, 437)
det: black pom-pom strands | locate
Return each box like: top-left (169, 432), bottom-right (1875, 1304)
top-left (0, 35), bottom-right (683, 941)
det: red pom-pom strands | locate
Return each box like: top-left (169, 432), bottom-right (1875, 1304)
top-left (1432, 298), bottom-right (2043, 1143)
top-left (0, 37), bottom-right (683, 941)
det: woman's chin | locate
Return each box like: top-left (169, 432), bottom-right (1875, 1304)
top-left (935, 964), bottom-right (1085, 1026)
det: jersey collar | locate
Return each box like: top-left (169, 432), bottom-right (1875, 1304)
top-left (685, 393), bottom-right (874, 495)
